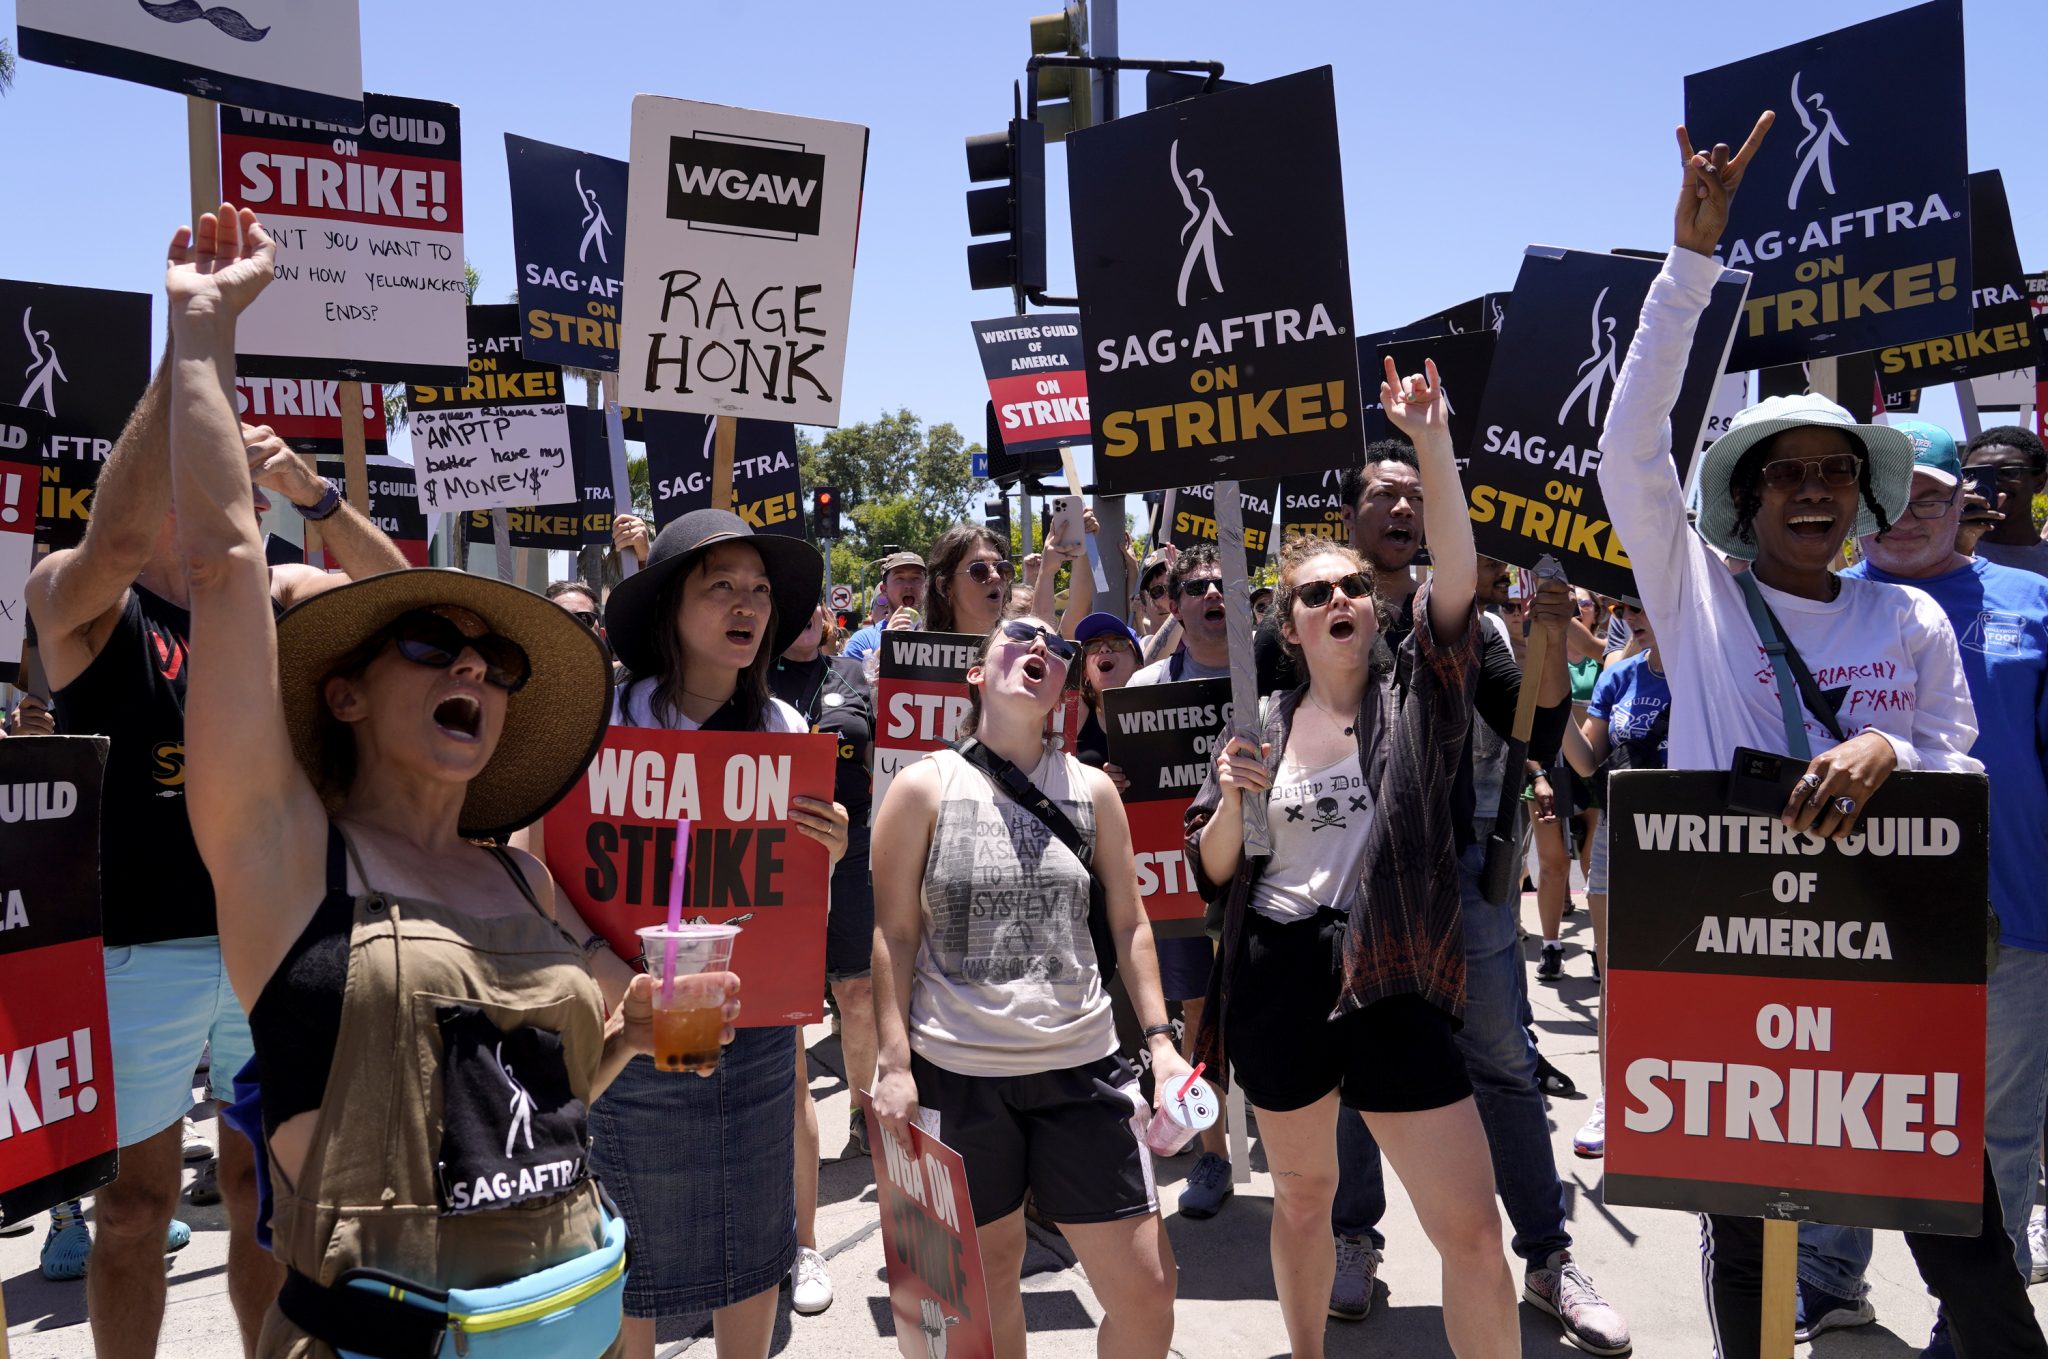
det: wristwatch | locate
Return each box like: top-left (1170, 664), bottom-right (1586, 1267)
top-left (298, 476), bottom-right (344, 521)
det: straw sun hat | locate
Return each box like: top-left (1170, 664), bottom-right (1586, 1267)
top-left (275, 568), bottom-right (612, 839)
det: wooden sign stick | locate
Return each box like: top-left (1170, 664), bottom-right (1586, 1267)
top-left (712, 416), bottom-right (737, 517)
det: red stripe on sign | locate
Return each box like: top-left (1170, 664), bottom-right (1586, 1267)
top-left (875, 678), bottom-right (972, 749)
top-left (1605, 970), bottom-right (1984, 1207)
top-left (0, 458), bottom-right (36, 536)
top-left (222, 135), bottom-right (465, 232)
top-left (1124, 798), bottom-right (1204, 923)
top-left (0, 939), bottom-right (118, 1195)
top-left (988, 372), bottom-right (1091, 445)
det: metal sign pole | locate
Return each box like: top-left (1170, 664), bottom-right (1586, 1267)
top-left (1213, 479), bottom-right (1268, 855)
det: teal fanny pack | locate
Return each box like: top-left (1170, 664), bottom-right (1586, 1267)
top-left (279, 1205), bottom-right (627, 1358)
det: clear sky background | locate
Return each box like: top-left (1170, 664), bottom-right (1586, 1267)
top-left (1, 0), bottom-right (2038, 491)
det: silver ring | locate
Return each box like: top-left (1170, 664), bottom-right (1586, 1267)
top-left (1832, 796), bottom-right (1857, 816)
top-left (1796, 772), bottom-right (1822, 791)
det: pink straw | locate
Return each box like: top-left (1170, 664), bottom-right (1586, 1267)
top-left (1178, 1062), bottom-right (1206, 1101)
top-left (661, 818), bottom-right (691, 1002)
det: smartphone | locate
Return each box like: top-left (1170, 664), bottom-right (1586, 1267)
top-left (1962, 464), bottom-right (2001, 509)
top-left (1727, 746), bottom-right (1804, 817)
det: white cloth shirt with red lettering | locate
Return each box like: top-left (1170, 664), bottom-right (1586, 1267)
top-left (1596, 246), bottom-right (1980, 777)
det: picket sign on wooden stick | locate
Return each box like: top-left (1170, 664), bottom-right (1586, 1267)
top-left (338, 382), bottom-right (370, 514)
top-left (599, 371), bottom-right (637, 579)
top-left (1954, 379), bottom-right (1984, 442)
top-left (712, 417), bottom-right (738, 518)
top-left (1057, 446), bottom-right (1110, 594)
top-left (1213, 479), bottom-right (1270, 855)
top-left (490, 509), bottom-right (515, 583)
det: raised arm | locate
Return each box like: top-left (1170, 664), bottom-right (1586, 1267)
top-left (25, 355), bottom-right (171, 687)
top-left (169, 204), bottom-right (330, 1001)
top-left (1380, 357), bottom-right (1474, 642)
top-left (247, 422), bottom-right (408, 604)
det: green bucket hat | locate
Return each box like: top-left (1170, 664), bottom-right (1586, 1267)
top-left (1691, 392), bottom-right (1915, 561)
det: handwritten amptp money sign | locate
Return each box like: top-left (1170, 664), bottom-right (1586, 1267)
top-left (542, 728), bottom-right (836, 1026)
top-left (408, 304), bottom-right (574, 514)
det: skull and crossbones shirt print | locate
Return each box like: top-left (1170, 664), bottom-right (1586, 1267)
top-left (1249, 751), bottom-right (1377, 924)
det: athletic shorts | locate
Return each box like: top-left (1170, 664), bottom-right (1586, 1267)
top-left (1586, 817), bottom-right (1611, 895)
top-left (1226, 907), bottom-right (1471, 1115)
top-left (1154, 934), bottom-right (1216, 1003)
top-left (909, 1051), bottom-right (1157, 1228)
top-left (825, 828), bottom-right (874, 982)
top-left (103, 937), bottom-right (254, 1148)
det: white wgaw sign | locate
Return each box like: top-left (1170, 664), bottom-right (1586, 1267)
top-left (619, 96), bottom-right (868, 427)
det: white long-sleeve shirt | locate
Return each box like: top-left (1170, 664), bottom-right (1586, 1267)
top-left (1596, 247), bottom-right (1980, 776)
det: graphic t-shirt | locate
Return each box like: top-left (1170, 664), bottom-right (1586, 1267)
top-left (912, 747), bottom-right (1113, 1077)
top-left (1250, 750), bottom-right (1373, 923)
top-left (1846, 555), bottom-right (2048, 949)
top-left (1128, 649), bottom-right (1229, 687)
top-left (1597, 247), bottom-right (1981, 779)
top-left (1587, 652), bottom-right (1673, 771)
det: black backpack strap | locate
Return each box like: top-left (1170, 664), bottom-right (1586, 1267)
top-left (953, 739), bottom-right (1090, 866)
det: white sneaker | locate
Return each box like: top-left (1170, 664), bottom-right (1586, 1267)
top-left (1573, 1097), bottom-right (1606, 1159)
top-left (181, 1116), bottom-right (213, 1164)
top-left (2028, 1205), bottom-right (2048, 1286)
top-left (789, 1244), bottom-right (834, 1315)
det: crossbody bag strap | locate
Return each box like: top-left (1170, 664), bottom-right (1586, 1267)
top-left (953, 739), bottom-right (1090, 866)
top-left (1736, 572), bottom-right (1847, 759)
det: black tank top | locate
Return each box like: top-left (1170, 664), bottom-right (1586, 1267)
top-left (249, 823), bottom-right (549, 1137)
top-left (52, 586), bottom-right (280, 946)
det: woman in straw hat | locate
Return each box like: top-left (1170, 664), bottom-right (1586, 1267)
top-left (168, 204), bottom-right (737, 1358)
top-left (580, 507), bottom-right (849, 1359)
top-left (1600, 116), bottom-right (2043, 1357)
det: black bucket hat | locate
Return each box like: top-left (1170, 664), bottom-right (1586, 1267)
top-left (603, 509), bottom-right (824, 677)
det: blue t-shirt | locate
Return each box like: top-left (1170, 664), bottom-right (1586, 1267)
top-left (1586, 652), bottom-right (1672, 770)
top-left (1846, 556), bottom-right (2048, 951)
top-left (842, 623), bottom-right (884, 661)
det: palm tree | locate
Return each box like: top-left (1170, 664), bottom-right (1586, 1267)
top-left (1, 38), bottom-right (18, 94)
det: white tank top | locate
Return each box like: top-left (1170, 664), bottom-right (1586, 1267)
top-left (910, 747), bottom-right (1115, 1077)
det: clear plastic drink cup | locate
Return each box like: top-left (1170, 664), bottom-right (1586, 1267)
top-left (637, 924), bottom-right (740, 1075)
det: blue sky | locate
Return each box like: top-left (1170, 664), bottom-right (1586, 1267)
top-left (2, 0), bottom-right (2038, 484)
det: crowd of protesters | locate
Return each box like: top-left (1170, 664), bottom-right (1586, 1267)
top-left (4, 113), bottom-right (2048, 1359)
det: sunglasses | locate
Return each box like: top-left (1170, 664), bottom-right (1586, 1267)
top-left (1295, 573), bottom-right (1372, 609)
top-left (1084, 637), bottom-right (1136, 658)
top-left (1176, 576), bottom-right (1225, 600)
top-left (570, 609), bottom-right (602, 631)
top-left (957, 559), bottom-right (1016, 585)
top-left (1610, 601), bottom-right (1647, 616)
top-left (383, 609), bottom-right (531, 692)
top-left (1143, 583), bottom-right (1169, 602)
top-left (1760, 453), bottom-right (1861, 491)
top-left (1976, 464), bottom-right (2032, 483)
top-left (998, 619), bottom-right (1077, 663)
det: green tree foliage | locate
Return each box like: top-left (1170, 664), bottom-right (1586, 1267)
top-left (0, 38), bottom-right (16, 94)
top-left (797, 409), bottom-right (981, 588)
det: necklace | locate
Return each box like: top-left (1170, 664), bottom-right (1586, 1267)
top-left (1306, 693), bottom-right (1355, 737)
top-left (683, 686), bottom-right (735, 705)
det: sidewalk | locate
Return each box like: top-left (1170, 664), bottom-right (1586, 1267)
top-left (8, 903), bottom-right (2045, 1355)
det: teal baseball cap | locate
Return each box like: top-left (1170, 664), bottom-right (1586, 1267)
top-left (1891, 420), bottom-right (1960, 488)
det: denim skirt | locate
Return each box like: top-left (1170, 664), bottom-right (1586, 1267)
top-left (588, 1025), bottom-right (798, 1316)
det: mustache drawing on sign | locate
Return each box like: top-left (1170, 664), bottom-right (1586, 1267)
top-left (1557, 286), bottom-right (1619, 428)
top-left (1788, 70), bottom-right (1849, 211)
top-left (576, 167), bottom-right (613, 266)
top-left (19, 309), bottom-right (67, 417)
top-left (1170, 139), bottom-right (1232, 307)
top-left (136, 0), bottom-right (272, 41)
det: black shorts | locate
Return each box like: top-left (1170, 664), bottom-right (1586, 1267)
top-left (910, 1051), bottom-right (1157, 1228)
top-left (1226, 907), bottom-right (1472, 1115)
top-left (825, 828), bottom-right (873, 982)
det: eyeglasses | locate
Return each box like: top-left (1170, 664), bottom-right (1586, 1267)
top-left (382, 609), bottom-right (531, 692)
top-left (1903, 487), bottom-right (1960, 520)
top-left (956, 559), bottom-right (1016, 585)
top-left (1176, 576), bottom-right (1225, 600)
top-left (1760, 453), bottom-right (1861, 491)
top-left (1294, 573), bottom-right (1372, 609)
top-left (999, 619), bottom-right (1077, 662)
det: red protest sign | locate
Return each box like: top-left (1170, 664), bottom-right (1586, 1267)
top-left (542, 728), bottom-right (837, 1027)
top-left (872, 630), bottom-right (1078, 813)
top-left (1, 737), bottom-right (118, 1228)
top-left (1605, 771), bottom-right (1987, 1234)
top-left (1102, 679), bottom-right (1231, 927)
top-left (858, 1090), bottom-right (995, 1359)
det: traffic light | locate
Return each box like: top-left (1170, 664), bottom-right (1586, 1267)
top-left (812, 486), bottom-right (842, 540)
top-left (1030, 4), bottom-right (1092, 143)
top-left (982, 494), bottom-right (1012, 544)
top-left (964, 118), bottom-right (1046, 294)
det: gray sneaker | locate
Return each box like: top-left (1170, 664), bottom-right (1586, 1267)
top-left (1524, 1250), bottom-right (1632, 1355)
top-left (1328, 1234), bottom-right (1382, 1321)
top-left (1175, 1152), bottom-right (1232, 1220)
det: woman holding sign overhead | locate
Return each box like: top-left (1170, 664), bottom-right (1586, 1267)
top-left (1599, 113), bottom-right (2043, 1358)
top-left (870, 609), bottom-right (1192, 1358)
top-left (571, 507), bottom-right (850, 1359)
top-left (1185, 360), bottom-right (1515, 1359)
top-left (169, 205), bottom-right (741, 1359)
